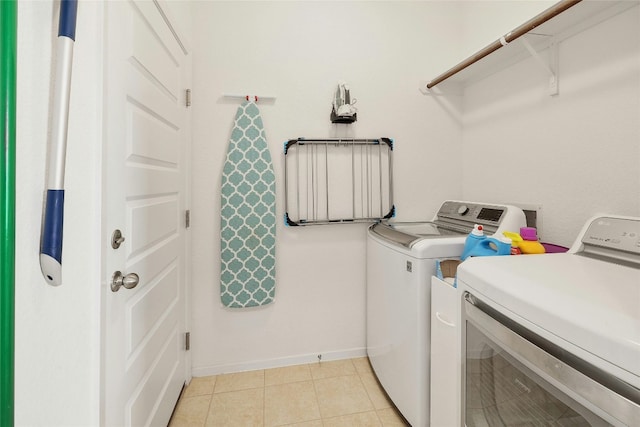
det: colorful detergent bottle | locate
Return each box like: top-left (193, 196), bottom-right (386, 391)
top-left (518, 227), bottom-right (546, 254)
top-left (466, 235), bottom-right (512, 258)
top-left (503, 231), bottom-right (524, 255)
top-left (461, 224), bottom-right (486, 261)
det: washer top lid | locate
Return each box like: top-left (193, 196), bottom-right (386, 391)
top-left (369, 221), bottom-right (464, 250)
top-left (387, 221), bottom-right (460, 237)
top-left (457, 254), bottom-right (640, 388)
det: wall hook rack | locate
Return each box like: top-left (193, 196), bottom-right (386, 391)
top-left (222, 93), bottom-right (276, 103)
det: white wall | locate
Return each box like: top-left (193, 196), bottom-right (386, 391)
top-left (461, 4), bottom-right (640, 246)
top-left (15, 1), bottom-right (102, 425)
top-left (190, 1), bottom-right (464, 375)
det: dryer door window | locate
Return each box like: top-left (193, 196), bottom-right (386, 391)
top-left (462, 294), bottom-right (638, 427)
top-left (464, 322), bottom-right (612, 427)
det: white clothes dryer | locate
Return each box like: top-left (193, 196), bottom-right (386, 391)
top-left (456, 215), bottom-right (640, 426)
top-left (366, 200), bottom-right (526, 426)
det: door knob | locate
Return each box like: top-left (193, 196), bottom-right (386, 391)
top-left (111, 271), bottom-right (139, 292)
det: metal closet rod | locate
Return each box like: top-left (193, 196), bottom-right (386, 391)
top-left (426, 0), bottom-right (581, 89)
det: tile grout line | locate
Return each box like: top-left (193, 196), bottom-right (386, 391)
top-left (307, 362), bottom-right (324, 426)
top-left (309, 361), bottom-right (324, 423)
top-left (354, 362), bottom-right (383, 426)
top-left (203, 390), bottom-right (214, 427)
top-left (262, 376), bottom-right (266, 427)
top-left (199, 376), bottom-right (216, 427)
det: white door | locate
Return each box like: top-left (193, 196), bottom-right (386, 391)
top-left (102, 1), bottom-right (191, 425)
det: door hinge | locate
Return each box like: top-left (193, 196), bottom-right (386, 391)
top-left (185, 89), bottom-right (191, 107)
top-left (185, 209), bottom-right (191, 228)
top-left (185, 332), bottom-right (191, 351)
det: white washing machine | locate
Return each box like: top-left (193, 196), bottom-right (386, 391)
top-left (366, 200), bottom-right (526, 426)
top-left (456, 215), bottom-right (640, 426)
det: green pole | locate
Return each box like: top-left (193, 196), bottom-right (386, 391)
top-left (0, 0), bottom-right (17, 425)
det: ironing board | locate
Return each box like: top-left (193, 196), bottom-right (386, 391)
top-left (220, 101), bottom-right (276, 308)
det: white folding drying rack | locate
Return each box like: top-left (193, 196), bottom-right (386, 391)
top-left (284, 138), bottom-right (394, 226)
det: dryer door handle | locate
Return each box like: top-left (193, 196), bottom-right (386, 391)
top-left (435, 311), bottom-right (456, 328)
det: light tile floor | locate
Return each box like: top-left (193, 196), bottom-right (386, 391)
top-left (169, 357), bottom-right (410, 427)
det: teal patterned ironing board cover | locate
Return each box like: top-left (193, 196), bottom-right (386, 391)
top-left (220, 101), bottom-right (276, 308)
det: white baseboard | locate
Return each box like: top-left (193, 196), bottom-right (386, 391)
top-left (191, 347), bottom-right (368, 377)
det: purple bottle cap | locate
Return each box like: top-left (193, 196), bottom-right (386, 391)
top-left (520, 227), bottom-right (538, 241)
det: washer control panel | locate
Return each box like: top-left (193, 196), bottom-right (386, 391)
top-left (435, 201), bottom-right (525, 235)
top-left (437, 201), bottom-right (505, 226)
top-left (457, 205), bottom-right (470, 216)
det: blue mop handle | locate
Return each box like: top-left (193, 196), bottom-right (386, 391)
top-left (58, 0), bottom-right (78, 40)
top-left (40, 0), bottom-right (77, 286)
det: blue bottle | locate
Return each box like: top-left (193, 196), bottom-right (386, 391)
top-left (466, 236), bottom-right (512, 258)
top-left (461, 224), bottom-right (486, 261)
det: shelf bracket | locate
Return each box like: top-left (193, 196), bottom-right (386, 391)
top-left (520, 36), bottom-right (559, 96)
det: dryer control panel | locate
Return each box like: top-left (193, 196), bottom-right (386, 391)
top-left (578, 216), bottom-right (640, 262)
